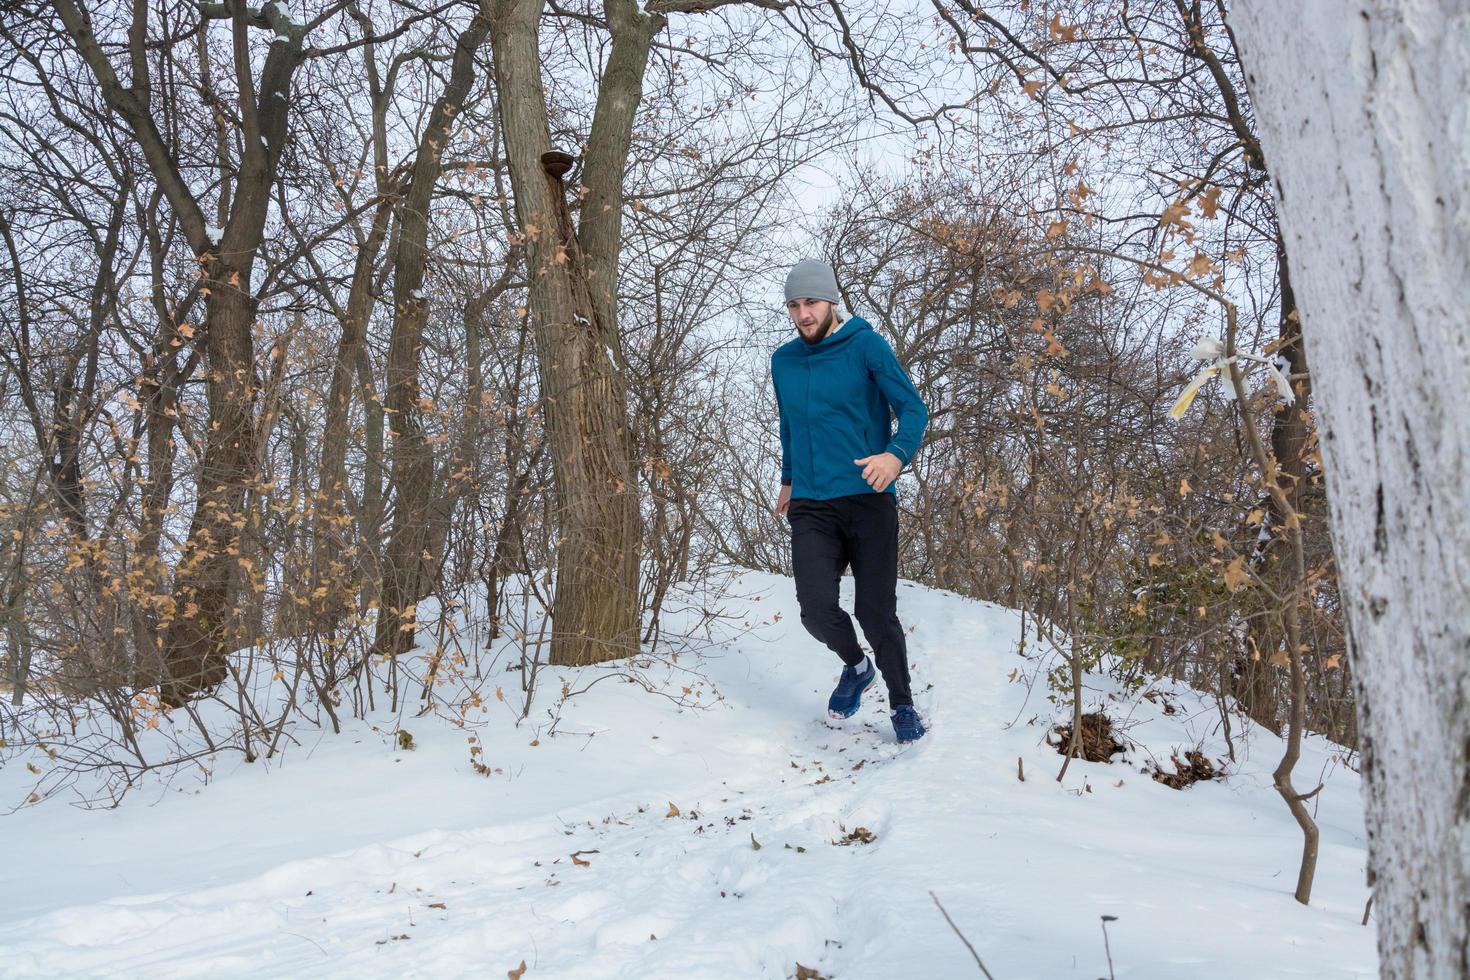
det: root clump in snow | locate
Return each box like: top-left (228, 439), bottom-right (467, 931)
top-left (1050, 711), bottom-right (1126, 763)
top-left (1148, 748), bottom-right (1224, 789)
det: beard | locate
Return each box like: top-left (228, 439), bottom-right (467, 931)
top-left (799, 307), bottom-right (837, 345)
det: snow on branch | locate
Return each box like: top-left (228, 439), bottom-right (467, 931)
top-left (197, 2), bottom-right (303, 44)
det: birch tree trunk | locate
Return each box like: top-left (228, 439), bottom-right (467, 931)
top-left (1233, 4), bottom-right (1470, 976)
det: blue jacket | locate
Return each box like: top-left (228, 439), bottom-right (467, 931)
top-left (772, 316), bottom-right (929, 500)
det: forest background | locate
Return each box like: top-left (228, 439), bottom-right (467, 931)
top-left (1, 1), bottom-right (1463, 975)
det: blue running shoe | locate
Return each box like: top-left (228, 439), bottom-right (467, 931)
top-left (891, 704), bottom-right (926, 743)
top-left (827, 659), bottom-right (876, 719)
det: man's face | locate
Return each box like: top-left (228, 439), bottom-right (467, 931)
top-left (787, 298), bottom-right (835, 342)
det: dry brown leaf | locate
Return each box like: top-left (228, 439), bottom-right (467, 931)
top-left (1222, 555), bottom-right (1250, 592)
top-left (1047, 13), bottom-right (1081, 41)
top-left (1199, 185), bottom-right (1222, 218)
top-left (1187, 252), bottom-right (1217, 278)
top-left (1044, 328), bottom-right (1069, 358)
top-left (1159, 201), bottom-right (1191, 228)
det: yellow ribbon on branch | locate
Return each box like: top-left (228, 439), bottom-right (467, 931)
top-left (1168, 337), bottom-right (1295, 421)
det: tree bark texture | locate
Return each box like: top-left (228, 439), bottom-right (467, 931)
top-left (486, 0), bottom-right (649, 666)
top-left (1234, 3), bottom-right (1470, 974)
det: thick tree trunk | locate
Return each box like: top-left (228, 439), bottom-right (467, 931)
top-left (160, 40), bottom-right (299, 702)
top-left (486, 0), bottom-right (648, 666)
top-left (1234, 4), bottom-right (1470, 975)
top-left (162, 276), bottom-right (261, 703)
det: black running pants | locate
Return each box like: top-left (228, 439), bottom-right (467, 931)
top-left (787, 492), bottom-right (913, 708)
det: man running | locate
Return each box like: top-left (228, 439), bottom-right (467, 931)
top-left (772, 259), bottom-right (930, 743)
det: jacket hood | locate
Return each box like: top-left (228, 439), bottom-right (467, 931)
top-left (797, 315), bottom-right (871, 352)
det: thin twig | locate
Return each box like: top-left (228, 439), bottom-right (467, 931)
top-left (279, 930), bottom-right (328, 956)
top-left (930, 891), bottom-right (996, 979)
top-left (1100, 915), bottom-right (1118, 979)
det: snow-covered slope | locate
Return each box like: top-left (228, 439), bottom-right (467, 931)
top-left (0, 570), bottom-right (1377, 978)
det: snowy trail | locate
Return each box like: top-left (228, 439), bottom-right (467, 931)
top-left (0, 572), bottom-right (1377, 978)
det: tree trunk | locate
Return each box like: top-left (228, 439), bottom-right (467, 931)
top-left (315, 17), bottom-right (396, 630)
top-left (1237, 240), bottom-right (1312, 732)
top-left (373, 14), bottom-right (492, 660)
top-left (1233, 4), bottom-right (1470, 974)
top-left (162, 276), bottom-right (261, 702)
top-left (55, 0), bottom-right (307, 704)
top-left (131, 189), bottom-right (194, 681)
top-left (161, 41), bottom-right (300, 703)
top-left (426, 261), bottom-right (522, 589)
top-left (486, 0), bottom-right (650, 666)
top-left (357, 342), bottom-right (387, 581)
top-left (313, 196), bottom-right (391, 634)
top-left (485, 309), bottom-right (538, 638)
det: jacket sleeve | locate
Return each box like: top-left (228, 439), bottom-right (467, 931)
top-left (864, 331), bottom-right (928, 468)
top-left (774, 357), bottom-right (792, 485)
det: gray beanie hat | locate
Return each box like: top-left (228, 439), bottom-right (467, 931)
top-left (784, 259), bottom-right (840, 305)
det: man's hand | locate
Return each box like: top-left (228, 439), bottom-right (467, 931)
top-left (854, 452), bottom-right (902, 492)
top-left (775, 483), bottom-right (792, 516)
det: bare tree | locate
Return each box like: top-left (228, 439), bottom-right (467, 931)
top-left (483, 0), bottom-right (788, 665)
top-left (50, 0), bottom-right (320, 704)
top-left (373, 10), bottom-right (495, 659)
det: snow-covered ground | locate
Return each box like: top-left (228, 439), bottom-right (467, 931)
top-left (0, 570), bottom-right (1377, 978)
